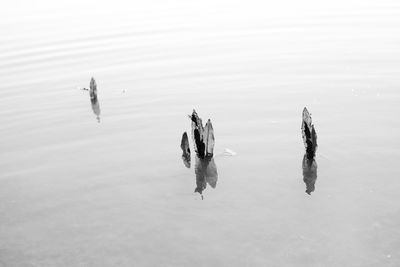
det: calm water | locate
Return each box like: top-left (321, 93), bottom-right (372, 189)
top-left (1, 1), bottom-right (400, 266)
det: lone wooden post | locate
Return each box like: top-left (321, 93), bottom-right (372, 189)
top-left (88, 77), bottom-right (100, 122)
top-left (301, 107), bottom-right (317, 159)
top-left (89, 77), bottom-right (97, 100)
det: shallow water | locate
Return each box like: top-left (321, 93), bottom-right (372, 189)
top-left (1, 1), bottom-right (400, 266)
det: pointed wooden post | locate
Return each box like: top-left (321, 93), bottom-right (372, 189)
top-left (301, 107), bottom-right (317, 159)
top-left (204, 119), bottom-right (215, 158)
top-left (88, 78), bottom-right (100, 122)
top-left (89, 77), bottom-right (97, 100)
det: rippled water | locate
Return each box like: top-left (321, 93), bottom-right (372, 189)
top-left (1, 1), bottom-right (400, 266)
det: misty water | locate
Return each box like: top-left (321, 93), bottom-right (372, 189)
top-left (1, 1), bottom-right (400, 266)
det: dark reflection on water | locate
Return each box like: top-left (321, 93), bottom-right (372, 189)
top-left (90, 97), bottom-right (101, 123)
top-left (182, 154), bottom-right (190, 168)
top-left (302, 154), bottom-right (317, 195)
top-left (194, 156), bottom-right (218, 199)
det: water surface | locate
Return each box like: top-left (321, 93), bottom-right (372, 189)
top-left (1, 1), bottom-right (400, 266)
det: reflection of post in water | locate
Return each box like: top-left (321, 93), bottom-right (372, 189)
top-left (302, 154), bottom-right (317, 195)
top-left (89, 77), bottom-right (101, 122)
top-left (90, 97), bottom-right (101, 123)
top-left (194, 156), bottom-right (218, 199)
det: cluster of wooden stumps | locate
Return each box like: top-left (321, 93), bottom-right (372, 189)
top-left (301, 107), bottom-right (318, 195)
top-left (81, 79), bottom-right (318, 196)
top-left (181, 110), bottom-right (218, 199)
top-left (180, 108), bottom-right (318, 196)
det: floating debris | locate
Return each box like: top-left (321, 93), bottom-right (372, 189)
top-left (190, 110), bottom-right (215, 158)
top-left (222, 148), bottom-right (237, 156)
top-left (180, 132), bottom-right (191, 168)
top-left (301, 107), bottom-right (317, 159)
top-left (302, 154), bottom-right (317, 195)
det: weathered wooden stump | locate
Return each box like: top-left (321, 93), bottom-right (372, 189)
top-left (89, 77), bottom-right (97, 100)
top-left (190, 110), bottom-right (215, 159)
top-left (301, 107), bottom-right (317, 159)
top-left (180, 110), bottom-right (217, 198)
top-left (180, 132), bottom-right (191, 168)
top-left (88, 78), bottom-right (100, 122)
